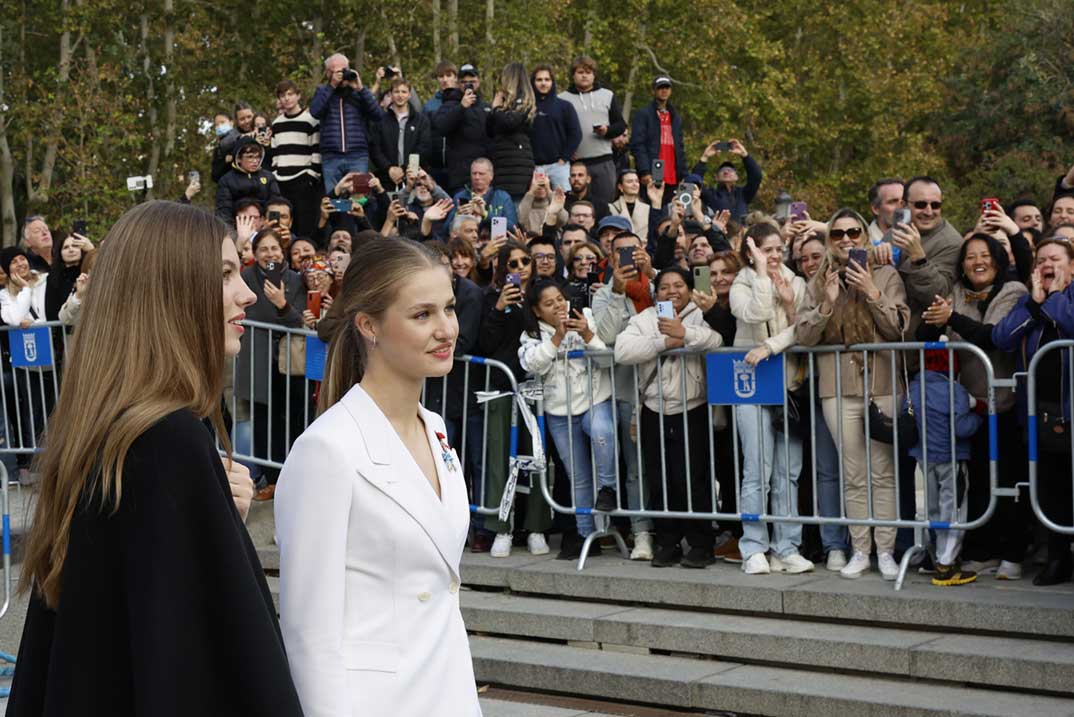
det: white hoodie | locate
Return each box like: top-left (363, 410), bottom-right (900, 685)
top-left (518, 312), bottom-right (612, 417)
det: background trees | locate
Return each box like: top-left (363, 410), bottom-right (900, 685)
top-left (0, 0), bottom-right (1066, 244)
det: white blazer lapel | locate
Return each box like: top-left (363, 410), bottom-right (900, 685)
top-left (340, 385), bottom-right (462, 581)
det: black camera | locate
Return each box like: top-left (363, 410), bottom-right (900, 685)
top-left (462, 81), bottom-right (476, 92)
top-left (341, 69), bottom-right (358, 82)
top-left (382, 66), bottom-right (396, 79)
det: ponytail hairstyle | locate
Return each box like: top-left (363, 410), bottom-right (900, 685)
top-left (318, 239), bottom-right (448, 415)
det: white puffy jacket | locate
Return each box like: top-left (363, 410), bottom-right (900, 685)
top-left (729, 264), bottom-right (807, 391)
top-left (613, 302), bottom-right (723, 414)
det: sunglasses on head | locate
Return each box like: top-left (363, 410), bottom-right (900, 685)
top-left (507, 256), bottom-right (532, 270)
top-left (912, 201), bottom-right (942, 210)
top-left (829, 227), bottom-right (863, 240)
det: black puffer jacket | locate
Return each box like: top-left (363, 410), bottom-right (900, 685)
top-left (487, 103), bottom-right (534, 200)
top-left (432, 88), bottom-right (492, 193)
top-left (214, 137), bottom-right (281, 222)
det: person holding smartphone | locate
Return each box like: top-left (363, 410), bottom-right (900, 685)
top-left (45, 230), bottom-right (94, 321)
top-left (8, 201), bottom-right (303, 716)
top-left (795, 209), bottom-right (910, 580)
top-left (235, 228), bottom-right (308, 501)
top-left (477, 240), bottom-right (554, 557)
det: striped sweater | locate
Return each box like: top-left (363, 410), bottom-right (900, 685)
top-left (271, 108), bottom-right (321, 182)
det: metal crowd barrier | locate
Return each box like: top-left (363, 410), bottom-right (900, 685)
top-left (1025, 339), bottom-right (1074, 535)
top-left (233, 321), bottom-right (540, 522)
top-left (528, 340), bottom-right (1003, 589)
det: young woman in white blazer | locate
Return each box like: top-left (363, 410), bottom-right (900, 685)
top-left (729, 223), bottom-right (813, 576)
top-left (275, 240), bottom-right (482, 717)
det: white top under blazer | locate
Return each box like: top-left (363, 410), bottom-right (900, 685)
top-left (275, 383), bottom-right (482, 717)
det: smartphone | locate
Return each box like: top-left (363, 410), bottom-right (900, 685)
top-left (256, 126), bottom-right (268, 138)
top-left (570, 294), bottom-right (588, 316)
top-left (491, 216), bottom-right (508, 241)
top-left (848, 248), bottom-right (868, 270)
top-left (656, 300), bottom-right (675, 319)
top-left (586, 271), bottom-right (600, 286)
top-left (693, 265), bottom-right (711, 294)
top-left (618, 246), bottom-right (636, 269)
top-left (264, 261), bottom-right (283, 286)
top-left (330, 198), bottom-right (353, 213)
top-left (187, 170), bottom-right (200, 184)
top-left (534, 170), bottom-right (547, 184)
top-left (408, 153), bottom-right (421, 173)
top-left (893, 207), bottom-right (911, 226)
top-left (715, 141), bottom-right (732, 151)
top-left (981, 197), bottom-right (1000, 214)
top-left (267, 210), bottom-right (281, 223)
top-left (351, 173), bottom-right (371, 195)
top-left (72, 219), bottom-right (87, 237)
top-left (307, 290), bottom-right (322, 318)
top-left (651, 159), bottom-right (665, 185)
top-left (789, 201), bottom-right (808, 222)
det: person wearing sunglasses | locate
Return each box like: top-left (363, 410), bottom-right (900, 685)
top-left (796, 208), bottom-right (910, 580)
top-left (477, 240), bottom-right (553, 558)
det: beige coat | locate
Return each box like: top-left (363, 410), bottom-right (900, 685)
top-left (795, 265), bottom-right (910, 400)
top-left (614, 302), bottom-right (723, 414)
top-left (608, 196), bottom-right (650, 239)
top-left (729, 263), bottom-right (808, 391)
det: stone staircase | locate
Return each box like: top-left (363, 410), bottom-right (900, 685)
top-left (259, 537), bottom-right (1074, 716)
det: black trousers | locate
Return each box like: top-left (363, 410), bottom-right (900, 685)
top-left (279, 175), bottom-right (323, 245)
top-left (641, 404), bottom-right (715, 550)
top-left (962, 411), bottom-right (1031, 563)
top-left (252, 373), bottom-right (312, 483)
top-left (1038, 446), bottom-right (1074, 564)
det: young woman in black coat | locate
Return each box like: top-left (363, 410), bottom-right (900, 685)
top-left (487, 62), bottom-right (536, 200)
top-left (8, 201), bottom-right (304, 716)
top-left (44, 231), bottom-right (94, 321)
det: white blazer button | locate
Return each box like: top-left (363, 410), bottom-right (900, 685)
top-left (418, 591), bottom-right (431, 602)
top-left (449, 582), bottom-right (459, 594)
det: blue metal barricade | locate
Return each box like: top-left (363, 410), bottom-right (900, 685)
top-left (1025, 339), bottom-right (1074, 535)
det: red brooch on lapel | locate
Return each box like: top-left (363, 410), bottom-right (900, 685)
top-left (435, 432), bottom-right (458, 472)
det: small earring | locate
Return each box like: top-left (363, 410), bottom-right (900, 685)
top-left (371, 335), bottom-right (377, 349)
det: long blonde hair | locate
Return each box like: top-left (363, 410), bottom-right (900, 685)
top-left (318, 239), bottom-right (447, 414)
top-left (21, 201), bottom-right (229, 607)
top-left (498, 62), bottom-right (536, 122)
top-left (808, 207), bottom-right (879, 346)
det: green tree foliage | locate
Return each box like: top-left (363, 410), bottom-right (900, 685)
top-left (0, 0), bottom-right (1065, 244)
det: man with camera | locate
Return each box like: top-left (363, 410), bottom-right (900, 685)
top-left (630, 76), bottom-right (687, 202)
top-left (310, 53), bottom-right (384, 195)
top-left (693, 139), bottom-right (762, 223)
top-left (432, 63), bottom-right (492, 195)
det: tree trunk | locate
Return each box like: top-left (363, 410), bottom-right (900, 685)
top-left (432, 0), bottom-right (441, 61)
top-left (354, 29), bottom-right (366, 72)
top-left (622, 20), bottom-right (646, 120)
top-left (0, 28), bottom-right (15, 247)
top-left (25, 0), bottom-right (72, 205)
top-left (140, 10), bottom-right (160, 201)
top-left (485, 0), bottom-right (494, 46)
top-left (309, 3), bottom-right (323, 83)
top-left (448, 0), bottom-right (458, 55)
top-left (162, 0), bottom-right (177, 171)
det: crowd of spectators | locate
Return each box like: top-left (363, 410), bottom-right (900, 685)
top-left (14, 51), bottom-right (1074, 589)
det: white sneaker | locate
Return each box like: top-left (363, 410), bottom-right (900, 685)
top-left (527, 532), bottom-right (550, 555)
top-left (775, 553), bottom-right (815, 574)
top-left (878, 552), bottom-right (899, 581)
top-left (742, 553), bottom-right (771, 575)
top-left (962, 558), bottom-right (999, 575)
top-left (630, 532), bottom-right (654, 561)
top-left (996, 560), bottom-right (1023, 580)
top-left (826, 550), bottom-right (847, 572)
top-left (491, 533), bottom-right (513, 558)
top-left (840, 551), bottom-right (870, 579)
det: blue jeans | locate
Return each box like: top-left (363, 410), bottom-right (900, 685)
top-left (546, 400), bottom-right (617, 536)
top-left (735, 404), bottom-right (804, 559)
top-left (617, 399), bottom-right (653, 533)
top-left (321, 152), bottom-right (370, 195)
top-left (813, 403), bottom-right (850, 553)
top-left (536, 161), bottom-right (570, 192)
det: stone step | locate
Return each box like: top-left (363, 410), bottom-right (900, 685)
top-left (462, 591), bottom-right (1074, 695)
top-left (458, 550), bottom-right (1074, 639)
top-left (470, 635), bottom-right (1074, 717)
top-left (479, 699), bottom-right (614, 717)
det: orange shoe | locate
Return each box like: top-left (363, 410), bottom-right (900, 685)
top-left (254, 483), bottom-right (276, 502)
top-left (715, 536), bottom-right (742, 563)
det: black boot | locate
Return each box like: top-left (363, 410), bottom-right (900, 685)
top-left (1033, 558), bottom-right (1073, 586)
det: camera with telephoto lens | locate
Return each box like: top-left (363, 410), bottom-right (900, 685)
top-left (677, 182), bottom-right (697, 209)
top-left (382, 66), bottom-right (396, 79)
top-left (341, 69), bottom-right (358, 82)
top-left (462, 81), bottom-right (476, 92)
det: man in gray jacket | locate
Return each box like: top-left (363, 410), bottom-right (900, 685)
top-left (558, 56), bottom-right (627, 207)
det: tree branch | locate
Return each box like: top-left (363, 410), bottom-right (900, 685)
top-left (636, 44), bottom-right (702, 89)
